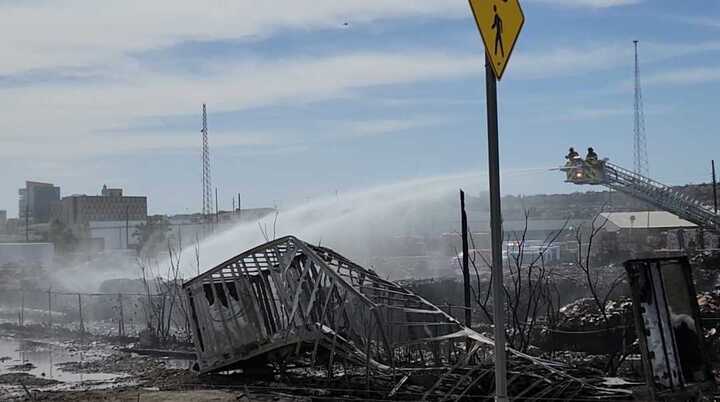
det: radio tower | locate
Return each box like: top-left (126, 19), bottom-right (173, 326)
top-left (201, 104), bottom-right (213, 222)
top-left (633, 40), bottom-right (649, 176)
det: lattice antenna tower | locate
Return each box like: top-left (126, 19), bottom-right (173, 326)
top-left (633, 40), bottom-right (649, 176)
top-left (201, 104), bottom-right (213, 220)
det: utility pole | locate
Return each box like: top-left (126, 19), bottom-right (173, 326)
top-left (460, 190), bottom-right (471, 328)
top-left (25, 201), bottom-right (29, 242)
top-left (238, 193), bottom-right (242, 221)
top-left (712, 160), bottom-right (718, 214)
top-left (125, 205), bottom-right (130, 249)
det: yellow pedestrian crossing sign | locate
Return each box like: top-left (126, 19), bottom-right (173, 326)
top-left (469, 0), bottom-right (525, 80)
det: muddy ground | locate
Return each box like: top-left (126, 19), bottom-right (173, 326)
top-left (0, 324), bottom-right (319, 401)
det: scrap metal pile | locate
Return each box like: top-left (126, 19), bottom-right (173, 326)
top-left (183, 236), bottom-right (630, 400)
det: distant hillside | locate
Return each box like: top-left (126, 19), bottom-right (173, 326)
top-left (470, 183), bottom-right (718, 221)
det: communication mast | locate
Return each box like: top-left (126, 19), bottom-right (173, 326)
top-left (633, 40), bottom-right (649, 176)
top-left (201, 104), bottom-right (213, 222)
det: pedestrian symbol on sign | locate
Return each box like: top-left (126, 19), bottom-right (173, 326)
top-left (469, 0), bottom-right (524, 80)
top-left (492, 5), bottom-right (504, 58)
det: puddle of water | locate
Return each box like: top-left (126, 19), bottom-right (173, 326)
top-left (162, 357), bottom-right (194, 370)
top-left (0, 336), bottom-right (126, 383)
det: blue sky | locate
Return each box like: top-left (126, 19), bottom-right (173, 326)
top-left (2, 0), bottom-right (720, 216)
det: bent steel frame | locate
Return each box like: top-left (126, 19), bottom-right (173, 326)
top-left (183, 236), bottom-right (631, 400)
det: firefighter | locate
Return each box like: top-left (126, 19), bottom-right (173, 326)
top-left (586, 147), bottom-right (598, 162)
top-left (566, 147), bottom-right (579, 161)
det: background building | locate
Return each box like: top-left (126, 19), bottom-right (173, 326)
top-left (88, 220), bottom-right (145, 250)
top-left (0, 210), bottom-right (6, 231)
top-left (18, 181), bottom-right (61, 223)
top-left (53, 185), bottom-right (147, 226)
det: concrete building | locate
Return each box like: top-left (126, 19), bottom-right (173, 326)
top-left (19, 181), bottom-right (61, 223)
top-left (52, 185), bottom-right (147, 227)
top-left (0, 210), bottom-right (6, 231)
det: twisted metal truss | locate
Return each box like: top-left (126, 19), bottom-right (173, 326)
top-left (183, 236), bottom-right (630, 400)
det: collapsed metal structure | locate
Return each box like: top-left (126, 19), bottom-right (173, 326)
top-left (183, 236), bottom-right (629, 400)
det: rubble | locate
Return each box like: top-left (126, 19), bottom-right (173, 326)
top-left (535, 298), bottom-right (635, 356)
top-left (557, 298), bottom-right (633, 330)
top-left (698, 290), bottom-right (720, 314)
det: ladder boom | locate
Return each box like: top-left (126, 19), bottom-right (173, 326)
top-left (563, 160), bottom-right (720, 233)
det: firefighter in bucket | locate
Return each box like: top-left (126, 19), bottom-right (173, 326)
top-left (564, 146), bottom-right (605, 184)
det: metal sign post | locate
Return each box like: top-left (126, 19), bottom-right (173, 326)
top-left (468, 1), bottom-right (525, 400)
top-left (485, 53), bottom-right (508, 401)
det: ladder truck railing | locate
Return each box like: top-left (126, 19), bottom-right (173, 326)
top-left (603, 162), bottom-right (720, 233)
top-left (563, 160), bottom-right (720, 234)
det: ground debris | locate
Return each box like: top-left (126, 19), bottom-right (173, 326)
top-left (0, 372), bottom-right (60, 386)
top-left (6, 363), bottom-right (36, 372)
top-left (698, 290), bottom-right (720, 314)
top-left (557, 297), bottom-right (633, 330)
top-left (56, 351), bottom-right (164, 374)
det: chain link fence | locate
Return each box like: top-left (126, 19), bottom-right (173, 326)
top-left (0, 288), bottom-right (190, 343)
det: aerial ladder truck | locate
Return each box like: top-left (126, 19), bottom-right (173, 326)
top-left (561, 157), bottom-right (720, 234)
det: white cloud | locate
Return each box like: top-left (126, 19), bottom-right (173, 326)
top-left (511, 40), bottom-right (720, 80)
top-left (0, 51), bottom-right (484, 158)
top-left (337, 117), bottom-right (449, 138)
top-left (679, 17), bottom-right (720, 30)
top-left (558, 107), bottom-right (629, 121)
top-left (643, 67), bottom-right (720, 87)
top-left (0, 1), bottom-right (464, 76)
top-left (3, 38), bottom-right (718, 159)
top-left (0, 130), bottom-right (273, 158)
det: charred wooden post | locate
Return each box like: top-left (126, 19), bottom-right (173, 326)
top-left (47, 287), bottom-right (52, 331)
top-left (118, 293), bottom-right (126, 337)
top-left (78, 293), bottom-right (84, 341)
top-left (20, 290), bottom-right (24, 328)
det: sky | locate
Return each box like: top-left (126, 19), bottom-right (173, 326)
top-left (1, 0), bottom-right (720, 217)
